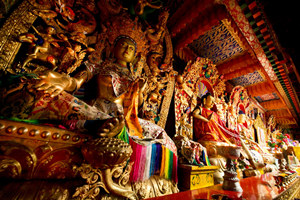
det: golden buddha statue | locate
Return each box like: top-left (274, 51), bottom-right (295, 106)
top-left (1, 31), bottom-right (177, 184)
top-left (22, 34), bottom-right (176, 151)
top-left (0, 2), bottom-right (180, 199)
top-left (237, 111), bottom-right (252, 139)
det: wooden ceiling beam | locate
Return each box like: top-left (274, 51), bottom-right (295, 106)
top-left (245, 81), bottom-right (274, 97)
top-left (275, 117), bottom-right (296, 125)
top-left (172, 4), bottom-right (229, 51)
top-left (217, 53), bottom-right (256, 75)
top-left (168, 0), bottom-right (216, 37)
top-left (259, 99), bottom-right (286, 110)
top-left (223, 64), bottom-right (259, 80)
top-left (267, 109), bottom-right (293, 118)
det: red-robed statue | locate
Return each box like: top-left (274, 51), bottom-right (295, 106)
top-left (192, 93), bottom-right (241, 146)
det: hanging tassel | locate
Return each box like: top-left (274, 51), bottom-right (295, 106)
top-left (164, 147), bottom-right (169, 179)
top-left (143, 144), bottom-right (152, 180)
top-left (116, 126), bottom-right (129, 143)
top-left (167, 149), bottom-right (173, 180)
top-left (149, 143), bottom-right (157, 176)
top-left (155, 144), bottom-right (162, 174)
top-left (129, 138), bottom-right (139, 182)
top-left (202, 149), bottom-right (211, 166)
top-left (172, 154), bottom-right (178, 183)
top-left (137, 145), bottom-right (147, 181)
top-left (159, 146), bottom-right (166, 177)
top-left (120, 131), bottom-right (178, 183)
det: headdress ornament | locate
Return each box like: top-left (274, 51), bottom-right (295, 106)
top-left (105, 12), bottom-right (148, 54)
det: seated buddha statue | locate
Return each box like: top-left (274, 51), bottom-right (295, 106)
top-left (237, 111), bottom-right (270, 171)
top-left (1, 34), bottom-right (177, 183)
top-left (191, 92), bottom-right (242, 183)
top-left (192, 92), bottom-right (241, 146)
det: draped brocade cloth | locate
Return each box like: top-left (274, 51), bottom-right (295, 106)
top-left (193, 107), bottom-right (241, 146)
top-left (26, 61), bottom-right (178, 182)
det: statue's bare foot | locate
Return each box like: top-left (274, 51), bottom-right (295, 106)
top-left (97, 113), bottom-right (125, 138)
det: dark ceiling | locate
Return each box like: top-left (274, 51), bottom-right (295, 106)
top-left (261, 0), bottom-right (300, 128)
top-left (260, 0), bottom-right (300, 72)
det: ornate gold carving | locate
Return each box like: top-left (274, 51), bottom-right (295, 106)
top-left (0, 141), bottom-right (37, 177)
top-left (82, 138), bottom-right (133, 169)
top-left (0, 0), bottom-right (37, 72)
top-left (132, 175), bottom-right (178, 199)
top-left (0, 119), bottom-right (88, 179)
top-left (157, 75), bottom-right (175, 128)
top-left (275, 178), bottom-right (300, 200)
top-left (74, 138), bottom-right (136, 200)
top-left (0, 156), bottom-right (22, 178)
top-left (151, 175), bottom-right (179, 197)
top-left (0, 1), bottom-right (178, 199)
top-left (104, 13), bottom-right (148, 55)
top-left (174, 57), bottom-right (226, 137)
top-left (254, 114), bottom-right (268, 146)
top-left (140, 13), bottom-right (176, 128)
top-left (0, 119), bottom-right (91, 144)
top-left (73, 164), bottom-right (109, 199)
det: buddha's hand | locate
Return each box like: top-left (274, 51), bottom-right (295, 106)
top-left (35, 71), bottom-right (75, 97)
top-left (97, 112), bottom-right (125, 138)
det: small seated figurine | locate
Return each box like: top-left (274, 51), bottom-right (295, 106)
top-left (20, 26), bottom-right (61, 69)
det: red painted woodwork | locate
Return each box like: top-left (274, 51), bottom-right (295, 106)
top-left (145, 173), bottom-right (300, 200)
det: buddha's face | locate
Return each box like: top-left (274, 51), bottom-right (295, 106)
top-left (203, 95), bottom-right (215, 109)
top-left (114, 37), bottom-right (136, 65)
top-left (238, 114), bottom-right (246, 124)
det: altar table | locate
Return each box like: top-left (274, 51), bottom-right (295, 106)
top-left (0, 172), bottom-right (299, 199)
top-left (146, 173), bottom-right (300, 200)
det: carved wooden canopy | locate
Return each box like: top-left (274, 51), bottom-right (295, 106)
top-left (167, 0), bottom-right (300, 135)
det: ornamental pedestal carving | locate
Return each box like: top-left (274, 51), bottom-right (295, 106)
top-left (0, 119), bottom-right (178, 199)
top-left (73, 137), bottom-right (136, 200)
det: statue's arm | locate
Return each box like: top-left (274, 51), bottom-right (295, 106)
top-left (192, 107), bottom-right (210, 123)
top-left (35, 65), bottom-right (91, 97)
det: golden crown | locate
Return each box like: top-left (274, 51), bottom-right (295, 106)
top-left (105, 12), bottom-right (148, 55)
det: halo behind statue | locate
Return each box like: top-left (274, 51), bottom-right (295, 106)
top-left (197, 78), bottom-right (215, 99)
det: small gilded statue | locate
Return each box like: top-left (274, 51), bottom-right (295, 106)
top-left (19, 26), bottom-right (61, 70)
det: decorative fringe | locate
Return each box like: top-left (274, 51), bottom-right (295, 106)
top-left (190, 145), bottom-right (211, 167)
top-left (202, 148), bottom-right (211, 166)
top-left (117, 129), bottom-right (178, 183)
